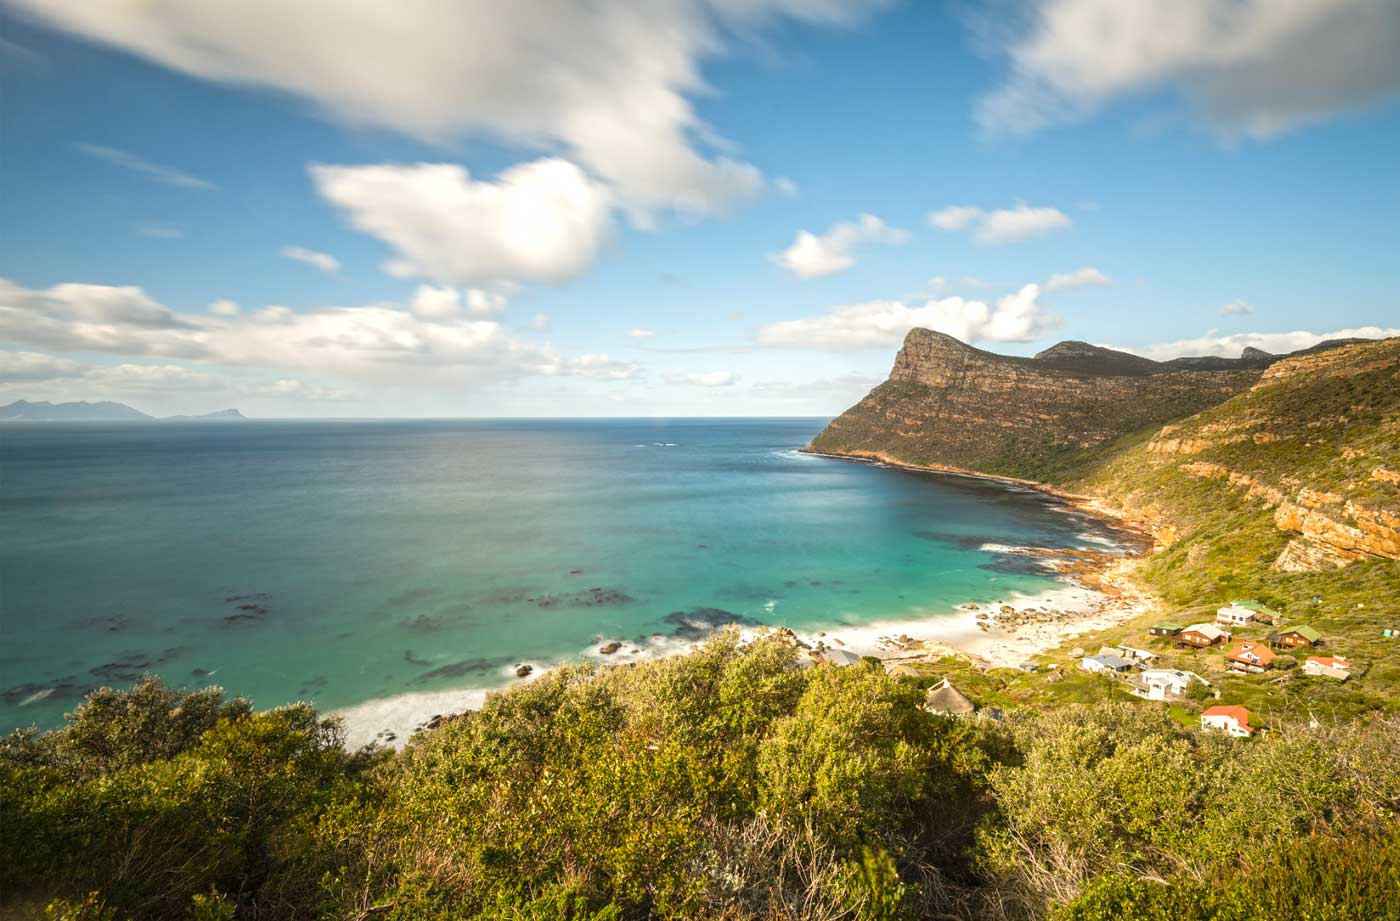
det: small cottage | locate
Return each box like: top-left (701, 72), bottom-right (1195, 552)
top-left (1303, 655), bottom-right (1352, 680)
top-left (1201, 704), bottom-right (1255, 737)
top-left (1224, 641), bottom-right (1276, 674)
top-left (1272, 625), bottom-right (1323, 649)
top-left (1132, 668), bottom-right (1205, 701)
top-left (1179, 623), bottom-right (1230, 648)
top-left (1215, 604), bottom-right (1256, 627)
top-left (885, 663), bottom-right (923, 678)
top-left (1149, 622), bottom-right (1183, 637)
top-left (924, 679), bottom-right (975, 715)
top-left (1227, 600), bottom-right (1284, 625)
top-left (1081, 653), bottom-right (1135, 675)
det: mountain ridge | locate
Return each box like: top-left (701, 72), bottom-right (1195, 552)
top-left (0, 399), bottom-right (245, 422)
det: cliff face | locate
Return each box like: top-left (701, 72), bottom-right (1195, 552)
top-left (808, 329), bottom-right (1262, 481)
top-left (810, 331), bottom-right (1400, 577)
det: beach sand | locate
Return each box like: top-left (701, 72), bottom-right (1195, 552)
top-left (334, 552), bottom-right (1156, 750)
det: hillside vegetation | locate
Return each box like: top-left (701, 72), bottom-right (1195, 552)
top-left (5, 650), bottom-right (1400, 921)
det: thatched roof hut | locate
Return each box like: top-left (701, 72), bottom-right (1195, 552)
top-left (924, 678), bottom-right (975, 715)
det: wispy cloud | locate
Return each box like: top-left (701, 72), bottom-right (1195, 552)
top-left (927, 202), bottom-right (1071, 245)
top-left (281, 245), bottom-right (341, 274)
top-left (74, 143), bottom-right (215, 190)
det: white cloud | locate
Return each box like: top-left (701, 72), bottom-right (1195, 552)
top-left (626, 329), bottom-right (657, 339)
top-left (19, 1), bottom-right (885, 214)
top-left (1045, 266), bottom-right (1111, 291)
top-left (0, 350), bottom-right (220, 391)
top-left (1113, 326), bottom-right (1400, 362)
top-left (770, 213), bottom-right (908, 279)
top-left (928, 206), bottom-right (984, 232)
top-left (0, 351), bottom-right (85, 382)
top-left (409, 285), bottom-right (460, 321)
top-left (683, 370), bottom-right (739, 387)
top-left (978, 0), bottom-right (1400, 139)
top-left (0, 276), bottom-right (632, 391)
top-left (250, 378), bottom-right (350, 401)
top-left (754, 283), bottom-right (1055, 350)
top-left (1219, 299), bottom-right (1253, 316)
top-left (466, 288), bottom-right (510, 317)
top-left (73, 143), bottom-right (215, 190)
top-left (927, 202), bottom-right (1072, 244)
top-left (567, 353), bottom-right (639, 380)
top-left (282, 245), bottom-right (340, 274)
top-left (774, 176), bottom-right (800, 198)
top-left (208, 299), bottom-right (240, 317)
top-left (311, 159), bottom-right (615, 287)
top-left (528, 313), bottom-right (550, 332)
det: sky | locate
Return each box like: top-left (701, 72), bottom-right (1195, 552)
top-left (1, 0), bottom-right (1398, 418)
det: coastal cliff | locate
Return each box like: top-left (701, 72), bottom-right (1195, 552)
top-left (810, 331), bottom-right (1400, 580)
top-left (807, 329), bottom-right (1264, 482)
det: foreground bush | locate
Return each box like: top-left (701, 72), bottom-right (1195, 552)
top-left (3, 636), bottom-right (1397, 919)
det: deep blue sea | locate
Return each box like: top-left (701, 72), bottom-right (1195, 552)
top-left (0, 419), bottom-right (1126, 737)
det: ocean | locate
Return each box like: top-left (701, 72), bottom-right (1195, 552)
top-left (0, 418), bottom-right (1127, 739)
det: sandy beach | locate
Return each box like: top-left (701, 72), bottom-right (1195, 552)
top-left (334, 548), bottom-right (1157, 750)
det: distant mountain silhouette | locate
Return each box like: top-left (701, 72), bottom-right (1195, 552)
top-left (0, 400), bottom-right (246, 421)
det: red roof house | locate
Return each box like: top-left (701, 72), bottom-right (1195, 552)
top-left (1201, 704), bottom-right (1255, 737)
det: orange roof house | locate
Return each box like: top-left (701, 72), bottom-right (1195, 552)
top-left (1201, 705), bottom-right (1255, 737)
top-left (1224, 641), bottom-right (1276, 674)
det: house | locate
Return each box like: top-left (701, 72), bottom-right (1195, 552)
top-left (1224, 641), bottom-right (1276, 674)
top-left (1226, 600), bottom-right (1284, 625)
top-left (1149, 622), bottom-right (1183, 637)
top-left (1179, 623), bottom-right (1230, 648)
top-left (1081, 653), bottom-right (1135, 675)
top-left (1131, 668), bottom-right (1207, 701)
top-left (1216, 604), bottom-right (1257, 627)
top-left (885, 663), bottom-right (923, 678)
top-left (1271, 625), bottom-right (1323, 649)
top-left (1103, 644), bottom-right (1158, 664)
top-left (1303, 655), bottom-right (1352, 680)
top-left (1201, 705), bottom-right (1255, 737)
top-left (924, 679), bottom-right (975, 715)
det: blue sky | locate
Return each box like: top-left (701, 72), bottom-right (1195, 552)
top-left (2, 0), bottom-right (1398, 417)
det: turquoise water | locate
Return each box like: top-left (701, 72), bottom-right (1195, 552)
top-left (1, 419), bottom-right (1124, 733)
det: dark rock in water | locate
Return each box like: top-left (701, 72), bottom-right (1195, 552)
top-left (515, 664), bottom-right (533, 678)
top-left (783, 580), bottom-right (799, 589)
top-left (663, 607), bottom-right (762, 641)
top-left (528, 586), bottom-right (634, 609)
top-left (404, 650), bottom-right (433, 667)
top-left (400, 614), bottom-right (441, 632)
top-left (191, 668), bottom-right (211, 677)
top-left (223, 612), bottom-right (264, 626)
top-left (599, 641), bottom-right (623, 655)
top-left (225, 592), bottom-right (270, 603)
top-left (569, 568), bottom-right (583, 575)
top-left (414, 656), bottom-right (515, 683)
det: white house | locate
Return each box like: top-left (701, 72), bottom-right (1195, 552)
top-left (1303, 655), bottom-right (1353, 680)
top-left (1215, 605), bottom-right (1256, 627)
top-left (1201, 704), bottom-right (1255, 737)
top-left (1081, 653), bottom-right (1135, 675)
top-left (1132, 668), bottom-right (1206, 701)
